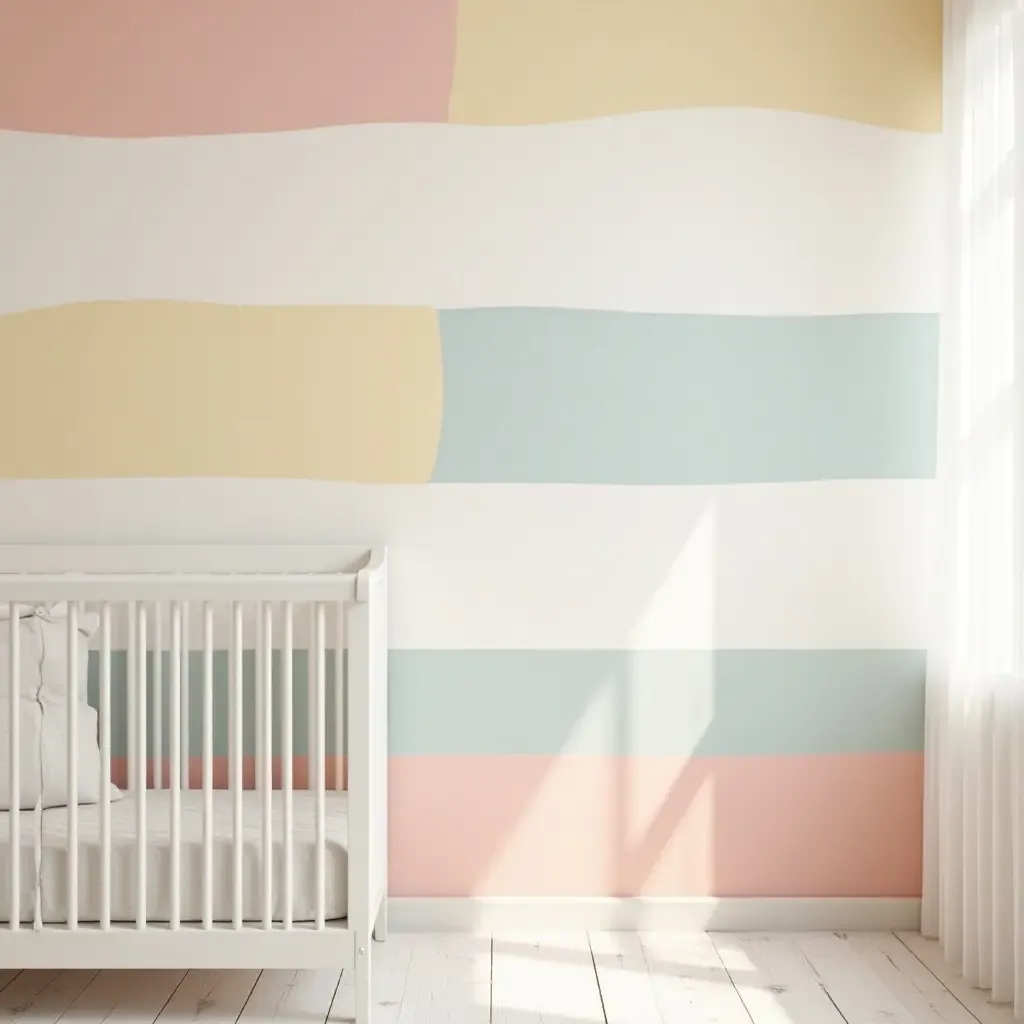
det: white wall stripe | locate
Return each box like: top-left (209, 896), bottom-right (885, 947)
top-left (0, 479), bottom-right (933, 651)
top-left (0, 108), bottom-right (940, 317)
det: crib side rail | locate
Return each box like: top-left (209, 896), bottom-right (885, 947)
top-left (0, 572), bottom-right (358, 605)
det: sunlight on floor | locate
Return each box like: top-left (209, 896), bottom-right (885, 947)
top-left (0, 931), bottom-right (1003, 1024)
top-left (492, 933), bottom-right (605, 1022)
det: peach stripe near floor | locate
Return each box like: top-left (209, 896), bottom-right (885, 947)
top-left (388, 753), bottom-right (923, 898)
top-left (108, 753), bottom-right (922, 898)
top-left (0, 0), bottom-right (458, 136)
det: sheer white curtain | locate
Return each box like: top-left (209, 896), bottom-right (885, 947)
top-left (924, 0), bottom-right (1024, 1011)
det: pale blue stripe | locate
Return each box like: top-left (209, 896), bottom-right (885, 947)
top-left (432, 309), bottom-right (938, 484)
top-left (87, 651), bottom-right (341, 759)
top-left (387, 649), bottom-right (926, 756)
top-left (89, 648), bottom-right (926, 759)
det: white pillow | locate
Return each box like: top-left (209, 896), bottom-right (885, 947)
top-left (35, 602), bottom-right (100, 704)
top-left (0, 605), bottom-right (43, 699)
top-left (0, 605), bottom-right (122, 810)
top-left (0, 698), bottom-right (119, 810)
top-left (1, 602), bottom-right (100, 702)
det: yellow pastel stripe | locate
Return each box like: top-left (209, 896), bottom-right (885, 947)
top-left (449, 0), bottom-right (942, 131)
top-left (0, 303), bottom-right (442, 482)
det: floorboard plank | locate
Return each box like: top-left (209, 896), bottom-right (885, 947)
top-left (58, 969), bottom-right (186, 1024)
top-left (394, 934), bottom-right (490, 1024)
top-left (0, 971), bottom-right (97, 1023)
top-left (794, 932), bottom-right (920, 1024)
top-left (156, 970), bottom-right (260, 1024)
top-left (589, 933), bottom-right (661, 1024)
top-left (238, 970), bottom-right (340, 1024)
top-left (330, 935), bottom-right (416, 1023)
top-left (711, 933), bottom-right (844, 1024)
top-left (0, 973), bottom-right (63, 1019)
top-left (847, 933), bottom-right (981, 1024)
top-left (640, 932), bottom-right (753, 1024)
top-left (897, 932), bottom-right (1015, 1024)
top-left (492, 932), bottom-right (605, 1024)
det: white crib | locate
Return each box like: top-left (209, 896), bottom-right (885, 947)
top-left (0, 545), bottom-right (387, 1024)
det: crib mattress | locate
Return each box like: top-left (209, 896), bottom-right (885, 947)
top-left (0, 790), bottom-right (349, 925)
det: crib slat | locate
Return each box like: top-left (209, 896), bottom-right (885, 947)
top-left (181, 602), bottom-right (190, 791)
top-left (255, 603), bottom-right (264, 794)
top-left (261, 601), bottom-right (273, 929)
top-left (127, 601), bottom-right (137, 793)
top-left (282, 601), bottom-right (294, 931)
top-left (8, 602), bottom-right (19, 931)
top-left (231, 601), bottom-right (243, 930)
top-left (315, 602), bottom-right (326, 930)
top-left (100, 603), bottom-right (112, 931)
top-left (202, 601), bottom-right (214, 930)
top-left (136, 603), bottom-right (147, 929)
top-left (153, 603), bottom-right (163, 790)
top-left (67, 602), bottom-right (79, 930)
top-left (335, 602), bottom-right (345, 790)
top-left (170, 602), bottom-right (182, 931)
top-left (308, 606), bottom-right (317, 795)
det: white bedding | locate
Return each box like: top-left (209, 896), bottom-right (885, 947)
top-left (1, 606), bottom-right (122, 811)
top-left (0, 790), bottom-right (349, 924)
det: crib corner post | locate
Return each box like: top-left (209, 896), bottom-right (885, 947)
top-left (353, 939), bottom-right (372, 1024)
top-left (348, 547), bottom-right (387, 1024)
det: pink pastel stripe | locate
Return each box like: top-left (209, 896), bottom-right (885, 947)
top-left (0, 0), bottom-right (458, 136)
top-left (388, 754), bottom-right (923, 898)
top-left (110, 756), bottom-right (346, 791)
top-left (106, 753), bottom-right (922, 897)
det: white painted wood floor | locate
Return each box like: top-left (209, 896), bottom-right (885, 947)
top-left (0, 931), bottom-right (1013, 1024)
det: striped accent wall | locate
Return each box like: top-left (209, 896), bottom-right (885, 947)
top-left (0, 0), bottom-right (942, 900)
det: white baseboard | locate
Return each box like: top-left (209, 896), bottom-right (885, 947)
top-left (389, 897), bottom-right (922, 934)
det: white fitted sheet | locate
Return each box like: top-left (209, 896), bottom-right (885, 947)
top-left (0, 789), bottom-right (349, 924)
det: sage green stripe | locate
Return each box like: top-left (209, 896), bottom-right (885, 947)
top-left (86, 651), bottom-right (342, 759)
top-left (89, 648), bottom-right (925, 759)
top-left (432, 309), bottom-right (938, 484)
top-left (387, 649), bottom-right (926, 756)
